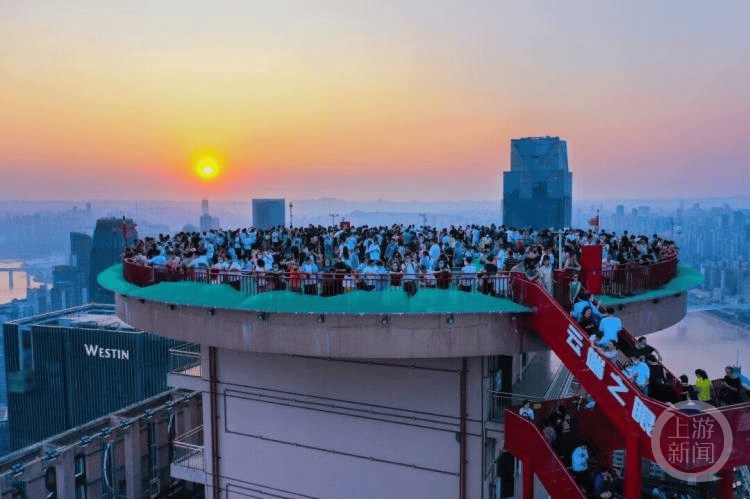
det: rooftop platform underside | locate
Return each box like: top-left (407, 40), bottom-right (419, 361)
top-left (99, 264), bottom-right (698, 359)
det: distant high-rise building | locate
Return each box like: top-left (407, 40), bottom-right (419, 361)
top-left (252, 198), bottom-right (286, 229)
top-left (199, 199), bottom-right (220, 232)
top-left (502, 137), bottom-right (572, 229)
top-left (51, 265), bottom-right (79, 310)
top-left (90, 217), bottom-right (137, 304)
top-left (199, 213), bottom-right (220, 232)
top-left (2, 304), bottom-right (180, 452)
top-left (616, 205), bottom-right (625, 216)
top-left (70, 232), bottom-right (92, 303)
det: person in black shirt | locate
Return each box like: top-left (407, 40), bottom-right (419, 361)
top-left (719, 366), bottom-right (743, 405)
top-left (503, 249), bottom-right (519, 272)
top-left (478, 255), bottom-right (499, 295)
top-left (577, 307), bottom-right (597, 337)
top-left (633, 336), bottom-right (662, 363)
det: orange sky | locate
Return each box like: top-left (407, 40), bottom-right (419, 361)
top-left (1, 1), bottom-right (748, 201)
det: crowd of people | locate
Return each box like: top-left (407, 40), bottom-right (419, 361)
top-left (521, 402), bottom-right (626, 498)
top-left (123, 223), bottom-right (678, 298)
top-left (570, 291), bottom-right (750, 406)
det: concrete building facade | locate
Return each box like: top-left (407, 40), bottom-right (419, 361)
top-left (101, 259), bottom-right (693, 499)
top-left (0, 390), bottom-right (202, 499)
top-left (3, 305), bottom-right (182, 452)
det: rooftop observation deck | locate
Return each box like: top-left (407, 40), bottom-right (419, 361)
top-left (100, 254), bottom-right (701, 358)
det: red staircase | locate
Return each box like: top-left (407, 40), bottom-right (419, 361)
top-left (508, 273), bottom-right (750, 499)
top-left (504, 409), bottom-right (585, 499)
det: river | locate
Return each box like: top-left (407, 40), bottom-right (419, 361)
top-left (0, 260), bottom-right (48, 305)
top-left (646, 310), bottom-right (750, 380)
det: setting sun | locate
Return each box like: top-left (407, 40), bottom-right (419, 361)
top-left (191, 149), bottom-right (225, 181)
top-left (197, 156), bottom-right (218, 178)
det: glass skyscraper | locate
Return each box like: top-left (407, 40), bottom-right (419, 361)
top-left (502, 136), bottom-right (572, 229)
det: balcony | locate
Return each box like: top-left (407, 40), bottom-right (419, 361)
top-left (167, 343), bottom-right (206, 392)
top-left (170, 425), bottom-right (205, 484)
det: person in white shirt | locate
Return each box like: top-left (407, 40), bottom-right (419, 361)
top-left (597, 307), bottom-right (622, 347)
top-left (626, 356), bottom-right (650, 394)
top-left (519, 400), bottom-right (534, 420)
top-left (189, 252), bottom-right (209, 268)
top-left (300, 256), bottom-right (319, 295)
top-left (459, 257), bottom-right (476, 292)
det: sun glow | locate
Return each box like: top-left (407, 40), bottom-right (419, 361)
top-left (190, 148), bottom-right (226, 181)
top-left (198, 156), bottom-right (218, 177)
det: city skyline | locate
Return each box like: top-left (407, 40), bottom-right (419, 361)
top-left (2, 0), bottom-right (749, 202)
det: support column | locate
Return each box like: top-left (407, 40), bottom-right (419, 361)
top-left (624, 435), bottom-right (641, 499)
top-left (522, 459), bottom-right (534, 499)
top-left (209, 346), bottom-right (221, 499)
top-left (123, 424), bottom-right (142, 499)
top-left (8, 271), bottom-right (13, 290)
top-left (717, 468), bottom-right (734, 499)
top-left (55, 450), bottom-right (76, 499)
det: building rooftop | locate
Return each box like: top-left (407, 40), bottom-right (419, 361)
top-left (5, 303), bottom-right (139, 332)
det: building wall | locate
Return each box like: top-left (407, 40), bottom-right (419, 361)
top-left (3, 323), bottom-right (178, 451)
top-left (502, 137), bottom-right (572, 229)
top-left (0, 391), bottom-right (202, 499)
top-left (90, 218), bottom-right (137, 304)
top-left (202, 350), bottom-right (506, 499)
top-left (251, 199), bottom-right (285, 230)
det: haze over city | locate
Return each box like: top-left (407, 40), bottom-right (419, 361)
top-left (2, 0), bottom-right (749, 202)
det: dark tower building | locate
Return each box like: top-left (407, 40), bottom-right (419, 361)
top-left (89, 218), bottom-right (137, 304)
top-left (502, 136), bottom-right (572, 229)
top-left (70, 232), bottom-right (92, 305)
top-left (2, 305), bottom-right (180, 452)
top-left (252, 198), bottom-right (285, 229)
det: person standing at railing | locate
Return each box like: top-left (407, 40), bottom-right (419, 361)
top-left (539, 256), bottom-right (553, 294)
top-left (478, 254), bottom-right (499, 295)
top-left (459, 257), bottom-right (476, 292)
top-left (300, 256), bottom-right (319, 295)
top-left (518, 400), bottom-right (534, 420)
top-left (402, 255), bottom-right (418, 297)
top-left (718, 366), bottom-right (743, 405)
top-left (569, 273), bottom-right (583, 303)
top-left (694, 369), bottom-right (713, 405)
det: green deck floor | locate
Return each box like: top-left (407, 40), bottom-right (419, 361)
top-left (99, 264), bottom-right (531, 314)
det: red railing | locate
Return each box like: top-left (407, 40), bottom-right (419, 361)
top-left (600, 255), bottom-right (678, 297)
top-left (553, 254), bottom-right (678, 308)
top-left (122, 253), bottom-right (679, 302)
top-left (122, 259), bottom-right (515, 298)
top-left (504, 405), bottom-right (586, 499)
top-left (511, 272), bottom-right (750, 471)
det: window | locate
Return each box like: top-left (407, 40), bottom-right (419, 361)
top-left (74, 455), bottom-right (86, 499)
top-left (484, 437), bottom-right (497, 479)
top-left (19, 327), bottom-right (34, 371)
top-left (45, 467), bottom-right (57, 499)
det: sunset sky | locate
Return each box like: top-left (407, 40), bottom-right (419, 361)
top-left (2, 0), bottom-right (748, 202)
